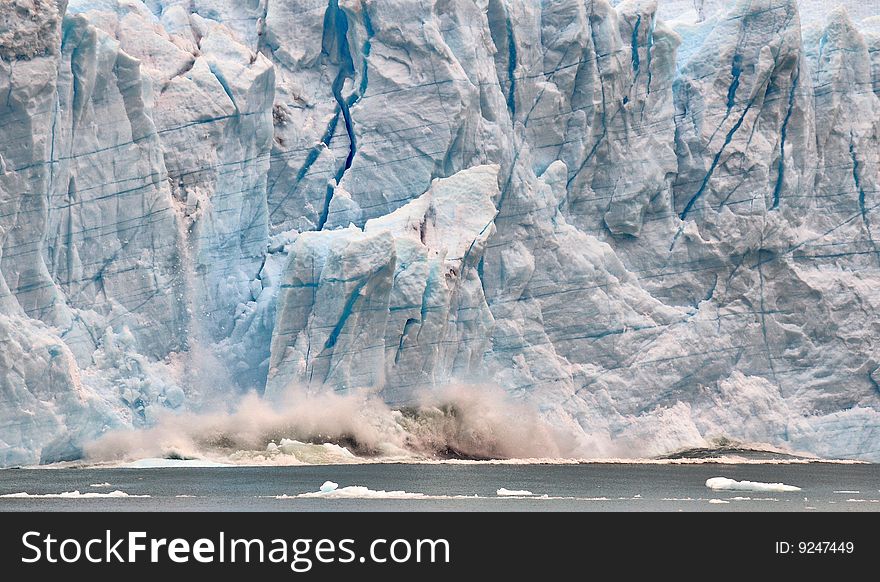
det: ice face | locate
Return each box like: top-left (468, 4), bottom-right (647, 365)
top-left (1, 0), bottom-right (879, 465)
top-left (265, 164), bottom-right (499, 398)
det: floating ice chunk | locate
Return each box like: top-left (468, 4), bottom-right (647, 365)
top-left (320, 481), bottom-right (339, 493)
top-left (271, 440), bottom-right (357, 463)
top-left (496, 488), bottom-right (535, 496)
top-left (89, 482), bottom-right (112, 488)
top-left (705, 477), bottom-right (801, 492)
top-left (708, 499), bottom-right (730, 504)
top-left (0, 490), bottom-right (149, 498)
top-left (322, 443), bottom-right (355, 458)
top-left (277, 438), bottom-right (303, 454)
top-left (298, 486), bottom-right (428, 499)
top-left (833, 490), bottom-right (860, 494)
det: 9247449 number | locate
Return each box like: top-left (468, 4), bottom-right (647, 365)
top-left (798, 541), bottom-right (854, 554)
top-left (776, 541), bottom-right (854, 554)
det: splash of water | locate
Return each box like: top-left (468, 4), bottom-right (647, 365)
top-left (84, 384), bottom-right (581, 465)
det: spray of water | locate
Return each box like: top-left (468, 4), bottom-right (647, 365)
top-left (84, 384), bottom-right (581, 464)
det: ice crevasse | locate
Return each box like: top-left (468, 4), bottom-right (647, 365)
top-left (1, 0), bottom-right (879, 465)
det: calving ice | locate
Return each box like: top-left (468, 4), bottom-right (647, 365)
top-left (1, 0), bottom-right (879, 466)
top-left (19, 531), bottom-right (450, 572)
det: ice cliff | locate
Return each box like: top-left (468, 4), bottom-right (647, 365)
top-left (1, 0), bottom-right (879, 464)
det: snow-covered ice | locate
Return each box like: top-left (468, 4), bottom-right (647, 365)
top-left (295, 486), bottom-right (431, 500)
top-left (496, 488), bottom-right (536, 496)
top-left (705, 477), bottom-right (802, 492)
top-left (0, 490), bottom-right (148, 498)
top-left (1, 0), bottom-right (880, 465)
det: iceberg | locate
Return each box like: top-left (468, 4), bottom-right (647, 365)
top-left (1, 0), bottom-right (879, 465)
top-left (295, 485), bottom-right (429, 499)
top-left (705, 477), bottom-right (802, 492)
top-left (0, 490), bottom-right (149, 498)
top-left (496, 488), bottom-right (535, 497)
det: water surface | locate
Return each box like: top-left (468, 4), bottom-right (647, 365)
top-left (1, 463), bottom-right (877, 511)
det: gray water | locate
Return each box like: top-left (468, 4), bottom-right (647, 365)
top-left (1, 463), bottom-right (878, 511)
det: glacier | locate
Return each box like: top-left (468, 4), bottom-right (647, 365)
top-left (1, 0), bottom-right (879, 465)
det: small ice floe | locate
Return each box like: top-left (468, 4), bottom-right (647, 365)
top-left (496, 488), bottom-right (535, 497)
top-left (89, 482), bottom-right (112, 488)
top-left (0, 490), bottom-right (149, 498)
top-left (708, 499), bottom-right (730, 504)
top-left (265, 439), bottom-right (356, 463)
top-left (833, 490), bottom-right (860, 494)
top-left (705, 477), bottom-right (801, 492)
top-left (320, 480), bottom-right (339, 493)
top-left (296, 485), bottom-right (428, 499)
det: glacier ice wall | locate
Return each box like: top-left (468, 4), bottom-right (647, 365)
top-left (1, 0), bottom-right (879, 464)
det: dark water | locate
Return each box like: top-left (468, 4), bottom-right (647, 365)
top-left (1, 463), bottom-right (878, 511)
